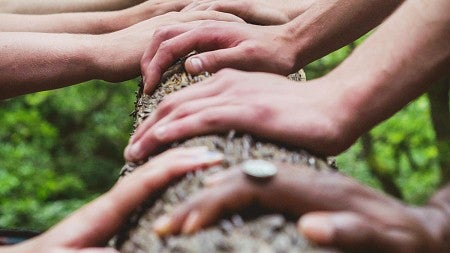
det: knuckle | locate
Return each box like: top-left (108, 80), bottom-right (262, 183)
top-left (173, 105), bottom-right (194, 118)
top-left (249, 104), bottom-right (273, 121)
top-left (158, 97), bottom-right (177, 114)
top-left (243, 42), bottom-right (261, 57)
top-left (153, 27), bottom-right (171, 40)
top-left (200, 110), bottom-right (223, 127)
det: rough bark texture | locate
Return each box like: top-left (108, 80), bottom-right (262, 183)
top-left (114, 57), bottom-right (339, 253)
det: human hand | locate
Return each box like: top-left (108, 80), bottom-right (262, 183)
top-left (3, 147), bottom-right (223, 253)
top-left (181, 0), bottom-right (311, 25)
top-left (112, 0), bottom-right (194, 30)
top-left (95, 11), bottom-right (243, 82)
top-left (125, 69), bottom-right (354, 161)
top-left (151, 162), bottom-right (449, 253)
top-left (140, 20), bottom-right (301, 93)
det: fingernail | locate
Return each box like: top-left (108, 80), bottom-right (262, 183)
top-left (127, 141), bottom-right (142, 160)
top-left (142, 75), bottom-right (147, 86)
top-left (299, 215), bottom-right (334, 244)
top-left (203, 173), bottom-right (226, 186)
top-left (154, 126), bottom-right (167, 140)
top-left (197, 151), bottom-right (224, 164)
top-left (182, 211), bottom-right (201, 234)
top-left (153, 215), bottom-right (172, 236)
top-left (188, 57), bottom-right (203, 73)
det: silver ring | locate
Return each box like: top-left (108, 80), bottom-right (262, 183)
top-left (241, 160), bottom-right (277, 181)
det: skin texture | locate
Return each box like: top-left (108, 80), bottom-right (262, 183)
top-left (0, 0), bottom-right (145, 14)
top-left (126, 0), bottom-right (450, 161)
top-left (140, 0), bottom-right (403, 93)
top-left (152, 163), bottom-right (450, 253)
top-left (0, 11), bottom-right (243, 100)
top-left (0, 0), bottom-right (193, 34)
top-left (182, 0), bottom-right (314, 25)
top-left (0, 147), bottom-right (224, 253)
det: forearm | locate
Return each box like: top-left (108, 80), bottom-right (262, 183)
top-left (284, 0), bottom-right (403, 68)
top-left (324, 0), bottom-right (450, 140)
top-left (0, 0), bottom-right (144, 14)
top-left (0, 12), bottom-right (119, 33)
top-left (411, 183), bottom-right (450, 252)
top-left (0, 32), bottom-right (102, 99)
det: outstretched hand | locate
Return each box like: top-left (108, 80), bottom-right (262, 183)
top-left (125, 70), bottom-right (355, 162)
top-left (181, 0), bottom-right (310, 25)
top-left (93, 10), bottom-right (244, 83)
top-left (140, 21), bottom-right (301, 94)
top-left (151, 162), bottom-right (450, 253)
top-left (2, 147), bottom-right (223, 253)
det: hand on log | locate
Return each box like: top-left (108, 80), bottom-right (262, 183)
top-left (140, 21), bottom-right (301, 93)
top-left (2, 147), bottom-right (222, 253)
top-left (181, 0), bottom-right (309, 25)
top-left (125, 69), bottom-right (353, 162)
top-left (153, 162), bottom-right (448, 253)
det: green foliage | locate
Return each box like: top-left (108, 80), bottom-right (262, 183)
top-left (337, 96), bottom-right (440, 204)
top-left (0, 80), bottom-right (137, 230)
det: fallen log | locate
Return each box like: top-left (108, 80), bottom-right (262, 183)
top-left (114, 56), bottom-right (339, 253)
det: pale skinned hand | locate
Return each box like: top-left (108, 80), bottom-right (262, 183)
top-left (125, 69), bottom-right (355, 161)
top-left (96, 11), bottom-right (244, 83)
top-left (181, 0), bottom-right (312, 25)
top-left (151, 162), bottom-right (450, 253)
top-left (140, 21), bottom-right (300, 94)
top-left (0, 10), bottom-right (243, 99)
top-left (1, 147), bottom-right (223, 253)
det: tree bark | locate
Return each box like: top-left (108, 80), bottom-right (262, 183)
top-left (114, 57), bottom-right (339, 253)
top-left (427, 76), bottom-right (450, 186)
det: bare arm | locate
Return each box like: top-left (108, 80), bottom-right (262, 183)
top-left (0, 11), bottom-right (242, 100)
top-left (325, 0), bottom-right (450, 144)
top-left (0, 0), bottom-right (145, 14)
top-left (0, 0), bottom-right (192, 34)
top-left (286, 0), bottom-right (404, 69)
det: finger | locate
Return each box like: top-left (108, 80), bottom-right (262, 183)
top-left (126, 105), bottom-right (252, 161)
top-left (143, 22), bottom-right (241, 93)
top-left (298, 212), bottom-right (413, 252)
top-left (127, 76), bottom-right (224, 147)
top-left (141, 13), bottom-right (244, 92)
top-left (141, 24), bottom-right (192, 76)
top-left (153, 168), bottom-right (254, 236)
top-left (40, 147), bottom-right (223, 248)
top-left (181, 1), bottom-right (206, 12)
top-left (48, 248), bottom-right (119, 253)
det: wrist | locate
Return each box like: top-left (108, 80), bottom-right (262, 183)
top-left (83, 34), bottom-right (112, 81)
top-left (91, 32), bottom-right (140, 82)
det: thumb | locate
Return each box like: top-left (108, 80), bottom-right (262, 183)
top-left (298, 212), bottom-right (402, 252)
top-left (185, 47), bottom-right (251, 75)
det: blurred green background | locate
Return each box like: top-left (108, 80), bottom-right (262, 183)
top-left (0, 37), bottom-right (448, 231)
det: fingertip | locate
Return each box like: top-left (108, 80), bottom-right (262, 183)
top-left (153, 215), bottom-right (174, 237)
top-left (185, 57), bottom-right (204, 74)
top-left (298, 214), bottom-right (335, 245)
top-left (181, 210), bottom-right (202, 234)
top-left (124, 141), bottom-right (143, 162)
